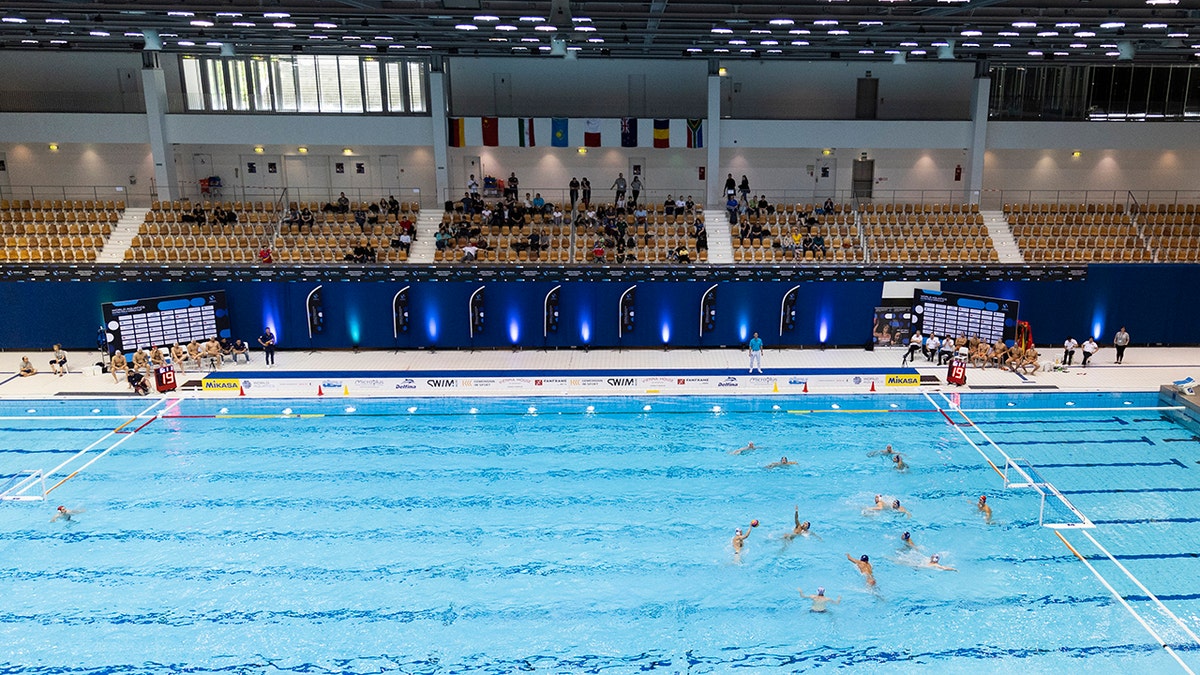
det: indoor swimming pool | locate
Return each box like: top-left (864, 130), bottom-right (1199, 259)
top-left (1, 392), bottom-right (1198, 673)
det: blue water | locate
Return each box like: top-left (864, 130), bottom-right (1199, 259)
top-left (1, 393), bottom-right (1198, 673)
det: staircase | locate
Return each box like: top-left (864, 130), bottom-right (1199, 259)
top-left (96, 207), bottom-right (149, 263)
top-left (407, 208), bottom-right (442, 263)
top-left (981, 210), bottom-right (1024, 263)
top-left (702, 208), bottom-right (734, 264)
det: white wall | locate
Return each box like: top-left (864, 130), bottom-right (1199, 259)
top-left (0, 143), bottom-right (154, 202)
top-left (0, 52), bottom-right (144, 112)
top-left (718, 60), bottom-right (975, 120)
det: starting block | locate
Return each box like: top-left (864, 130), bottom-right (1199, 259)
top-left (1174, 377), bottom-right (1195, 395)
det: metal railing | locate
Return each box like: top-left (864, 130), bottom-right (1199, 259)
top-left (175, 183), bottom-right (424, 208)
top-left (0, 185), bottom-right (152, 208)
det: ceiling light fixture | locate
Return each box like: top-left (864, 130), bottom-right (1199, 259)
top-left (474, 15), bottom-right (500, 22)
top-left (769, 19), bottom-right (795, 26)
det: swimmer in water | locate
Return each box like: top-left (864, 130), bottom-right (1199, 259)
top-left (798, 587), bottom-right (841, 612)
top-left (978, 495), bottom-right (993, 524)
top-left (730, 442), bottom-right (757, 455)
top-left (866, 494), bottom-right (887, 512)
top-left (846, 553), bottom-right (877, 587)
top-left (732, 524), bottom-right (753, 553)
top-left (783, 505), bottom-right (820, 541)
top-left (925, 554), bottom-right (957, 572)
top-left (867, 444), bottom-right (895, 457)
top-left (891, 499), bottom-right (912, 518)
top-left (765, 456), bottom-right (797, 469)
top-left (892, 454), bottom-right (908, 472)
top-left (50, 505), bottom-right (84, 523)
top-left (901, 531), bottom-right (917, 549)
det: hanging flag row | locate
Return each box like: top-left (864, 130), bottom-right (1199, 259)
top-left (447, 117), bottom-right (705, 149)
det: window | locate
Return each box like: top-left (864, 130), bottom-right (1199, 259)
top-left (990, 64), bottom-right (1200, 121)
top-left (179, 54), bottom-right (430, 114)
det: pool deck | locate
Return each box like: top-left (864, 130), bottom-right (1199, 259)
top-left (2, 345), bottom-right (1199, 398)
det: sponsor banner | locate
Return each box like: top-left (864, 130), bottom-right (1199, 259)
top-left (393, 378), bottom-right (419, 390)
top-left (349, 378), bottom-right (389, 391)
top-left (885, 374), bottom-right (921, 387)
top-left (425, 378), bottom-right (459, 389)
top-left (202, 378), bottom-right (241, 391)
top-left (606, 377), bottom-right (638, 387)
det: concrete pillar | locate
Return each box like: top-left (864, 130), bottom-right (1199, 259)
top-left (429, 69), bottom-right (450, 208)
top-left (141, 54), bottom-right (177, 202)
top-left (705, 73), bottom-right (722, 208)
top-left (965, 75), bottom-right (990, 205)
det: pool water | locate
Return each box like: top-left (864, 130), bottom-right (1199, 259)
top-left (1, 393), bottom-right (1198, 673)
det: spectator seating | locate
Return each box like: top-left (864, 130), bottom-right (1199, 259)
top-left (0, 199), bottom-right (121, 262)
top-left (1005, 203), bottom-right (1148, 262)
top-left (860, 204), bottom-right (994, 263)
top-left (1137, 204), bottom-right (1200, 262)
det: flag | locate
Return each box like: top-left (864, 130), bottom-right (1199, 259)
top-left (584, 119), bottom-right (601, 147)
top-left (481, 116), bottom-right (499, 147)
top-left (518, 118), bottom-right (535, 147)
top-left (551, 118), bottom-right (569, 147)
top-left (653, 119), bottom-right (670, 148)
top-left (686, 119), bottom-right (703, 148)
top-left (620, 118), bottom-right (638, 147)
top-left (448, 118), bottom-right (465, 147)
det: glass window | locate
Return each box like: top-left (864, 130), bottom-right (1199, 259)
top-left (385, 61), bottom-right (406, 112)
top-left (205, 59), bottom-right (228, 110)
top-left (407, 61), bottom-right (428, 113)
top-left (272, 56), bottom-right (299, 112)
top-left (181, 57), bottom-right (206, 111)
top-left (228, 60), bottom-right (250, 111)
top-left (338, 56), bottom-right (364, 113)
top-left (296, 55), bottom-right (321, 112)
top-left (250, 58), bottom-right (273, 111)
top-left (362, 58), bottom-right (383, 112)
top-left (1185, 69), bottom-right (1200, 118)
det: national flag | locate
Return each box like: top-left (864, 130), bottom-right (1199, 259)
top-left (686, 119), bottom-right (703, 148)
top-left (518, 118), bottom-right (535, 147)
top-left (653, 119), bottom-right (670, 148)
top-left (551, 118), bottom-right (569, 147)
top-left (481, 116), bottom-right (500, 147)
top-left (620, 118), bottom-right (638, 147)
top-left (448, 118), bottom-right (465, 147)
top-left (584, 119), bottom-right (601, 147)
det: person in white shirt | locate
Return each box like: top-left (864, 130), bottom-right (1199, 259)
top-left (461, 243), bottom-right (478, 262)
top-left (923, 334), bottom-right (941, 362)
top-left (1081, 337), bottom-right (1100, 367)
top-left (1062, 336), bottom-right (1078, 366)
top-left (902, 331), bottom-right (923, 365)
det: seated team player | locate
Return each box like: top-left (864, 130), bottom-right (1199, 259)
top-left (186, 339), bottom-right (203, 366)
top-left (1016, 346), bottom-right (1041, 375)
top-left (970, 341), bottom-right (991, 369)
top-left (110, 351), bottom-right (129, 384)
top-left (1005, 346), bottom-right (1025, 372)
top-left (203, 336), bottom-right (224, 369)
top-left (130, 347), bottom-right (150, 376)
top-left (148, 345), bottom-right (167, 371)
top-left (18, 356), bottom-right (37, 377)
top-left (229, 338), bottom-right (250, 364)
top-left (170, 343), bottom-right (188, 373)
top-left (990, 340), bottom-right (1009, 369)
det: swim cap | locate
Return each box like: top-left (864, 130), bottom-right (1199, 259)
top-left (861, 554), bottom-right (869, 562)
top-left (893, 500), bottom-right (900, 507)
top-left (902, 531), bottom-right (910, 539)
top-left (817, 587), bottom-right (825, 595)
top-left (57, 505), bottom-right (65, 511)
top-left (735, 528), bottom-right (742, 535)
top-left (931, 554), bottom-right (940, 563)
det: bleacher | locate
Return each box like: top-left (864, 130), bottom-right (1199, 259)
top-left (0, 199), bottom-right (121, 262)
top-left (1004, 202), bottom-right (1148, 263)
top-left (731, 203), bottom-right (862, 263)
top-left (1138, 204), bottom-right (1200, 263)
top-left (861, 203), bottom-right (996, 263)
top-left (575, 208), bottom-right (708, 264)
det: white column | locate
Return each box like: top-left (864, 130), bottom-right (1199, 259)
top-left (429, 69), bottom-right (450, 208)
top-left (965, 75), bottom-right (990, 205)
top-left (705, 73), bottom-right (722, 208)
top-left (141, 58), bottom-right (177, 201)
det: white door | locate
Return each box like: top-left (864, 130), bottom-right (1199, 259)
top-left (240, 154), bottom-right (284, 204)
top-left (284, 156), bottom-right (331, 207)
top-left (812, 156), bottom-right (837, 202)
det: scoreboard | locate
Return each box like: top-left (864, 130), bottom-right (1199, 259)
top-left (103, 291), bottom-right (231, 352)
top-left (911, 289), bottom-right (1018, 345)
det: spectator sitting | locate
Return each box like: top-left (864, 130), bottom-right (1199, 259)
top-left (664, 195), bottom-right (676, 216)
top-left (726, 195), bottom-right (740, 224)
top-left (434, 228), bottom-right (451, 251)
top-left (801, 231), bottom-right (815, 253)
top-left (299, 208), bottom-right (315, 228)
top-left (676, 243), bottom-right (692, 264)
top-left (394, 231), bottom-right (412, 252)
top-left (337, 192), bottom-right (350, 213)
top-left (353, 208), bottom-right (367, 229)
top-left (258, 247), bottom-right (273, 264)
top-left (684, 196), bottom-right (695, 213)
top-left (552, 207), bottom-right (564, 226)
top-left (532, 193), bottom-right (545, 210)
top-left (283, 209), bottom-right (300, 227)
top-left (634, 206), bottom-right (648, 225)
top-left (462, 242), bottom-right (479, 262)
top-left (592, 240), bottom-right (606, 263)
top-left (758, 195), bottom-right (771, 214)
top-left (811, 232), bottom-right (827, 256)
top-left (696, 229), bottom-right (708, 252)
top-left (820, 197), bottom-right (835, 215)
top-left (387, 195), bottom-right (400, 215)
top-left (528, 230), bottom-right (542, 251)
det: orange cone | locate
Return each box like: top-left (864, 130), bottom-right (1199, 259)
top-left (238, 385), bottom-right (245, 396)
top-left (870, 381), bottom-right (876, 392)
top-left (317, 385), bottom-right (324, 396)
